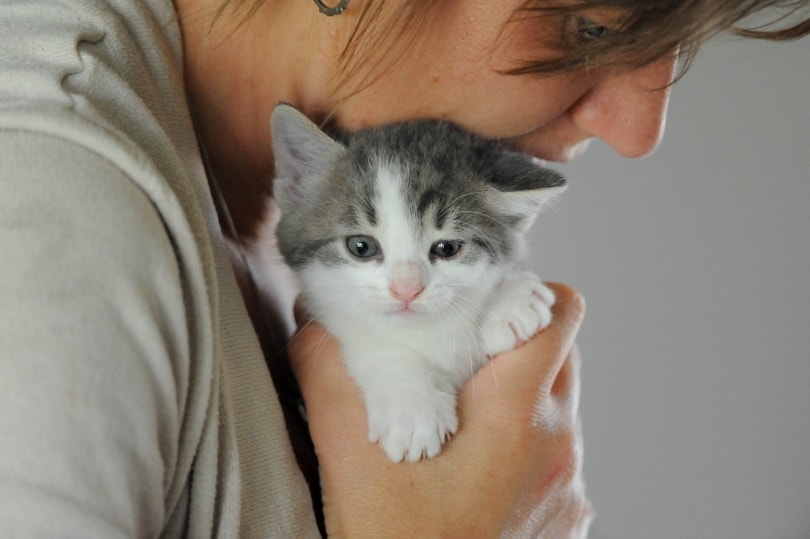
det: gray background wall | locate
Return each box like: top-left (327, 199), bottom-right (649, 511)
top-left (528, 34), bottom-right (810, 539)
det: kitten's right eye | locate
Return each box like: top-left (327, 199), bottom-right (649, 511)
top-left (430, 240), bottom-right (462, 259)
top-left (345, 235), bottom-right (381, 260)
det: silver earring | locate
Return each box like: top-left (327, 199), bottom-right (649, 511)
top-left (313, 0), bottom-right (351, 16)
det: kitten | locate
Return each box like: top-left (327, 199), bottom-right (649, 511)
top-left (264, 103), bottom-right (566, 462)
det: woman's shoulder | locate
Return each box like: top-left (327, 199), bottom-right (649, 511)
top-left (0, 0), bottom-right (214, 319)
top-left (0, 126), bottom-right (208, 537)
top-left (0, 0), bottom-right (195, 209)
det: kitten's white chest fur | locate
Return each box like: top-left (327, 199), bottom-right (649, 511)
top-left (264, 104), bottom-right (565, 462)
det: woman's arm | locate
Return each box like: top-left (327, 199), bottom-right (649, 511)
top-left (0, 132), bottom-right (187, 537)
top-left (287, 282), bottom-right (592, 537)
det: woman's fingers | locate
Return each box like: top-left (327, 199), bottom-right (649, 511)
top-left (461, 282), bottom-right (585, 416)
top-left (552, 343), bottom-right (583, 420)
top-left (283, 284), bottom-right (591, 537)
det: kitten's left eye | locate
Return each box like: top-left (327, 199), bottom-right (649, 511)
top-left (346, 235), bottom-right (381, 260)
top-left (430, 240), bottom-right (462, 259)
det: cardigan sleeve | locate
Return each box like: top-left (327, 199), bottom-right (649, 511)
top-left (0, 130), bottom-right (190, 537)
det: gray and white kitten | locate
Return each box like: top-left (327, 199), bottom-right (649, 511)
top-left (263, 104), bottom-right (565, 462)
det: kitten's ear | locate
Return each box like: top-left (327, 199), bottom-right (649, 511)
top-left (487, 151), bottom-right (567, 231)
top-left (270, 103), bottom-right (344, 211)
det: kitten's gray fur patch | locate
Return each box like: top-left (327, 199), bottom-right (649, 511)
top-left (270, 104), bottom-right (565, 269)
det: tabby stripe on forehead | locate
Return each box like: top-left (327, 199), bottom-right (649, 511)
top-left (357, 174), bottom-right (378, 226)
top-left (363, 200), bottom-right (377, 227)
top-left (417, 189), bottom-right (448, 229)
top-left (341, 180), bottom-right (377, 227)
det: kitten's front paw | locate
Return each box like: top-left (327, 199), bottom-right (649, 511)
top-left (481, 272), bottom-right (555, 357)
top-left (366, 391), bottom-right (458, 463)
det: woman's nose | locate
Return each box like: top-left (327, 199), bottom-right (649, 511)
top-left (570, 55), bottom-right (677, 158)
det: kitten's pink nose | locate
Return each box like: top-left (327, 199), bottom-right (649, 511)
top-left (390, 279), bottom-right (424, 306)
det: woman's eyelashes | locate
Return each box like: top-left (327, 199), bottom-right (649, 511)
top-left (573, 15), bottom-right (611, 42)
top-left (560, 10), bottom-right (626, 45)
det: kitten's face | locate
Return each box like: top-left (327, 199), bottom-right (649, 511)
top-left (296, 161), bottom-right (506, 324)
top-left (270, 104), bottom-right (566, 326)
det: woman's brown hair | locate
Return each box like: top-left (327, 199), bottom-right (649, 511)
top-left (216, 0), bottom-right (808, 98)
top-left (510, 0), bottom-right (810, 77)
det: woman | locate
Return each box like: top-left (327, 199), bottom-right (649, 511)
top-left (1, 0), bottom-right (807, 536)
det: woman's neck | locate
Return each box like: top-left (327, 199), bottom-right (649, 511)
top-left (173, 0), bottom-right (346, 238)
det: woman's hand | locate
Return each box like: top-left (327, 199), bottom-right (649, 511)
top-left (287, 283), bottom-right (592, 537)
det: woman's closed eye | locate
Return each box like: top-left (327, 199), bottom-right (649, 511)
top-left (558, 7), bottom-right (631, 46)
top-left (573, 15), bottom-right (611, 42)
